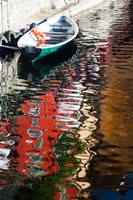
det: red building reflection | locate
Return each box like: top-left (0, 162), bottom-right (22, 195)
top-left (13, 92), bottom-right (73, 178)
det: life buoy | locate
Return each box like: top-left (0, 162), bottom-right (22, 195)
top-left (31, 28), bottom-right (46, 46)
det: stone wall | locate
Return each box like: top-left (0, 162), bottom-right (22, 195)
top-left (0, 0), bottom-right (74, 33)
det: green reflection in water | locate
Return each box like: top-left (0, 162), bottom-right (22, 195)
top-left (18, 131), bottom-right (83, 200)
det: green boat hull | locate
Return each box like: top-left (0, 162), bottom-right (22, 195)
top-left (23, 43), bottom-right (65, 63)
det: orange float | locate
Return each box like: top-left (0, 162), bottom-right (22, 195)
top-left (31, 28), bottom-right (46, 46)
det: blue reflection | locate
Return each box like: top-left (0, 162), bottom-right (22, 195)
top-left (92, 189), bottom-right (119, 200)
top-left (92, 173), bottom-right (133, 200)
top-left (92, 189), bottom-right (133, 200)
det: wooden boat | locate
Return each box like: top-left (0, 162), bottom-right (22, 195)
top-left (17, 15), bottom-right (79, 63)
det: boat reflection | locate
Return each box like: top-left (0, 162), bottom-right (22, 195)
top-left (17, 43), bottom-right (77, 81)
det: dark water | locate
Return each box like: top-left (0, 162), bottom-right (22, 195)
top-left (0, 0), bottom-right (133, 199)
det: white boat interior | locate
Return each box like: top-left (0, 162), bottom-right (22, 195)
top-left (17, 15), bottom-right (79, 49)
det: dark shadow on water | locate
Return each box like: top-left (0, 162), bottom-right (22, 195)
top-left (17, 43), bottom-right (77, 81)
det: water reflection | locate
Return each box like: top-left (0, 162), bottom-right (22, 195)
top-left (0, 52), bottom-right (20, 96)
top-left (86, 0), bottom-right (133, 200)
top-left (0, 37), bottom-right (85, 199)
top-left (0, 91), bottom-right (82, 198)
top-left (0, 0), bottom-right (133, 199)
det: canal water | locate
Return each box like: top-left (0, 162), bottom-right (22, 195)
top-left (0, 0), bottom-right (133, 199)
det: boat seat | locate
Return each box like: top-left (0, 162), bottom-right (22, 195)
top-left (49, 24), bottom-right (71, 28)
top-left (51, 27), bottom-right (69, 33)
top-left (49, 22), bottom-right (72, 32)
top-left (49, 21), bottom-right (72, 28)
top-left (44, 31), bottom-right (74, 36)
top-left (43, 37), bottom-right (66, 45)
